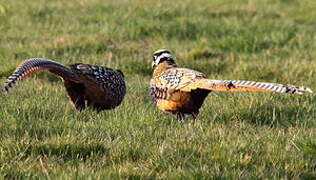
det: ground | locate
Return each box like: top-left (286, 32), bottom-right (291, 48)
top-left (0, 0), bottom-right (315, 178)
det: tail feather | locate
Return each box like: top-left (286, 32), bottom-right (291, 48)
top-left (189, 79), bottom-right (312, 95)
top-left (2, 58), bottom-right (78, 94)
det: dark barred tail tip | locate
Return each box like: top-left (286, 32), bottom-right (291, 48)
top-left (288, 85), bottom-right (313, 95)
top-left (2, 79), bottom-right (17, 94)
top-left (2, 86), bottom-right (9, 95)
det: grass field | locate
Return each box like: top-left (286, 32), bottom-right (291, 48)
top-left (0, 0), bottom-right (316, 178)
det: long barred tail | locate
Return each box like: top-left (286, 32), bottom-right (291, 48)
top-left (2, 58), bottom-right (79, 94)
top-left (194, 79), bottom-right (313, 95)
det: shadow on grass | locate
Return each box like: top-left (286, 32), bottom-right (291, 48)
top-left (202, 10), bottom-right (281, 19)
top-left (297, 138), bottom-right (316, 158)
top-left (108, 173), bottom-right (156, 179)
top-left (2, 169), bottom-right (43, 180)
top-left (1, 143), bottom-right (109, 178)
top-left (24, 143), bottom-right (109, 161)
top-left (296, 137), bottom-right (316, 179)
top-left (235, 102), bottom-right (313, 127)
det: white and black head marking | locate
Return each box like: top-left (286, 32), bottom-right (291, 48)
top-left (152, 49), bottom-right (174, 67)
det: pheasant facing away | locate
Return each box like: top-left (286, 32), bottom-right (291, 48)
top-left (150, 49), bottom-right (313, 121)
top-left (3, 58), bottom-right (126, 111)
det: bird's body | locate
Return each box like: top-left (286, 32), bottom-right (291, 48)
top-left (150, 49), bottom-right (313, 121)
top-left (3, 58), bottom-right (126, 111)
top-left (150, 65), bottom-right (210, 119)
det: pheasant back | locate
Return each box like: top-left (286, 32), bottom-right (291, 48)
top-left (70, 64), bottom-right (126, 110)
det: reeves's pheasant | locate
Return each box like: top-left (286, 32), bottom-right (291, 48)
top-left (150, 49), bottom-right (313, 121)
top-left (3, 58), bottom-right (126, 111)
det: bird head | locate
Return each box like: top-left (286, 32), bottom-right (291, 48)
top-left (152, 49), bottom-right (174, 68)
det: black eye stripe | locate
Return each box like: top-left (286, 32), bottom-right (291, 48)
top-left (160, 57), bottom-right (169, 61)
top-left (154, 52), bottom-right (162, 56)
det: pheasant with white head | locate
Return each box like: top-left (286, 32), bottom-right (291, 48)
top-left (149, 49), bottom-right (313, 121)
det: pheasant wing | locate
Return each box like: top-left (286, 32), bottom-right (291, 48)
top-left (150, 68), bottom-right (206, 100)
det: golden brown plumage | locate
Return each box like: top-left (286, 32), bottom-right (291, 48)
top-left (150, 49), bottom-right (313, 121)
top-left (3, 58), bottom-right (126, 111)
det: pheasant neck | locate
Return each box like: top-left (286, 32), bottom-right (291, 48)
top-left (153, 61), bottom-right (177, 77)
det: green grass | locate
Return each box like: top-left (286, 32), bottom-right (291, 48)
top-left (0, 0), bottom-right (316, 178)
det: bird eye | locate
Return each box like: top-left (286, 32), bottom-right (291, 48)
top-left (153, 56), bottom-right (156, 61)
